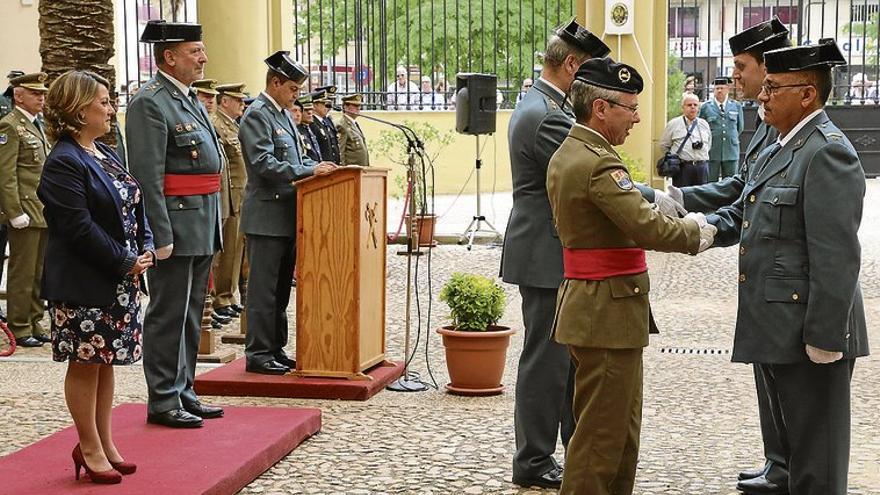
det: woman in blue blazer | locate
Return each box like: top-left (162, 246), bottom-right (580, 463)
top-left (38, 71), bottom-right (154, 484)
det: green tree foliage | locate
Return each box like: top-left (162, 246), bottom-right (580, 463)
top-left (843, 12), bottom-right (879, 66)
top-left (667, 52), bottom-right (686, 122)
top-left (295, 0), bottom-right (573, 88)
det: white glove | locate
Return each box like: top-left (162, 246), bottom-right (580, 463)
top-left (684, 212), bottom-right (707, 229)
top-left (156, 244), bottom-right (174, 260)
top-left (667, 185), bottom-right (684, 208)
top-left (697, 224), bottom-right (717, 253)
top-left (805, 344), bottom-right (843, 364)
top-left (9, 214), bottom-right (30, 229)
top-left (653, 189), bottom-right (687, 217)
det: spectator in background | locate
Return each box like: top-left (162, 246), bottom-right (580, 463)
top-left (386, 66), bottom-right (419, 110)
top-left (515, 78), bottom-right (533, 107)
top-left (684, 75), bottom-right (697, 95)
top-left (699, 77), bottom-right (744, 181)
top-left (419, 76), bottom-right (446, 110)
top-left (437, 80), bottom-right (454, 110)
top-left (847, 72), bottom-right (877, 105)
top-left (660, 93), bottom-right (712, 186)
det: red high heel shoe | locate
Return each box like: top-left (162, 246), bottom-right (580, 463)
top-left (72, 445), bottom-right (122, 484)
top-left (109, 459), bottom-right (137, 475)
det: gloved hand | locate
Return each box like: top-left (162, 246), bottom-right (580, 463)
top-left (697, 223), bottom-right (717, 253)
top-left (10, 214), bottom-right (30, 229)
top-left (684, 212), bottom-right (707, 229)
top-left (653, 189), bottom-right (687, 217)
top-left (667, 185), bottom-right (684, 208)
top-left (805, 344), bottom-right (843, 364)
top-left (156, 244), bottom-right (174, 260)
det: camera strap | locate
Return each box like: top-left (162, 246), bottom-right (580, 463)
top-left (676, 117), bottom-right (698, 155)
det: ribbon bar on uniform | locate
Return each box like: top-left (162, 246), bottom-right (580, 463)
top-left (163, 173), bottom-right (221, 196)
top-left (563, 247), bottom-right (647, 280)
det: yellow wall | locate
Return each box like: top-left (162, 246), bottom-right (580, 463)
top-left (0, 1), bottom-right (42, 79)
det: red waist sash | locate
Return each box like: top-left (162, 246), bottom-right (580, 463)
top-left (163, 173), bottom-right (221, 196)
top-left (563, 247), bottom-right (647, 280)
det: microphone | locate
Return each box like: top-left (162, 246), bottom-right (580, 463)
top-left (332, 106), bottom-right (423, 150)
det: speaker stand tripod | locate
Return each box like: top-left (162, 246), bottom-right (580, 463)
top-left (458, 135), bottom-right (502, 250)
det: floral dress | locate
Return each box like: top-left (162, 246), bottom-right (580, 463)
top-left (50, 153), bottom-right (144, 365)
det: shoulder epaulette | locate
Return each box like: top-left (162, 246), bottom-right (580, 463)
top-left (816, 121), bottom-right (844, 142)
top-left (583, 143), bottom-right (608, 156)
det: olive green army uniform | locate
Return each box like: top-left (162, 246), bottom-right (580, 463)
top-left (0, 107), bottom-right (50, 339)
top-left (547, 124), bottom-right (700, 495)
top-left (337, 97), bottom-right (370, 166)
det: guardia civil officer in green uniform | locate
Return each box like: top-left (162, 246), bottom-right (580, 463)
top-left (0, 70), bottom-right (26, 323)
top-left (337, 94), bottom-right (370, 166)
top-left (699, 77), bottom-right (744, 181)
top-left (295, 95), bottom-right (322, 162)
top-left (548, 58), bottom-right (716, 495)
top-left (126, 20), bottom-right (225, 428)
top-left (310, 87), bottom-right (341, 164)
top-left (239, 51), bottom-right (336, 375)
top-left (708, 39), bottom-right (868, 495)
top-left (211, 82), bottom-right (248, 317)
top-left (0, 72), bottom-right (50, 347)
top-left (666, 17), bottom-right (794, 493)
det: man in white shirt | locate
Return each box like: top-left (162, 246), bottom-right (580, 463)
top-left (418, 76), bottom-right (445, 110)
top-left (385, 66), bottom-right (419, 110)
top-left (659, 93), bottom-right (712, 186)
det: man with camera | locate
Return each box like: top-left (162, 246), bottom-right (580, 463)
top-left (659, 93), bottom-right (711, 186)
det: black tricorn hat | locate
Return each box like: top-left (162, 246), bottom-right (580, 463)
top-left (764, 38), bottom-right (847, 74)
top-left (265, 51), bottom-right (308, 84)
top-left (575, 57), bottom-right (643, 94)
top-left (729, 17), bottom-right (791, 56)
top-left (713, 77), bottom-right (732, 85)
top-left (140, 20), bottom-right (202, 43)
top-left (554, 18), bottom-right (611, 58)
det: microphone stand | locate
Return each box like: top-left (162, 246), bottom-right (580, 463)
top-left (335, 107), bottom-right (428, 392)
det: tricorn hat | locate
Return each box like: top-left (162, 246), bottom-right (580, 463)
top-left (265, 51), bottom-right (308, 84)
top-left (713, 76), bottom-right (732, 86)
top-left (140, 20), bottom-right (202, 43)
top-left (554, 18), bottom-right (611, 59)
top-left (575, 57), bottom-right (643, 94)
top-left (764, 38), bottom-right (847, 74)
top-left (729, 17), bottom-right (791, 56)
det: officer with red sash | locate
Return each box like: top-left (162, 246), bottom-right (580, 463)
top-left (126, 20), bottom-right (225, 428)
top-left (546, 57), bottom-right (717, 494)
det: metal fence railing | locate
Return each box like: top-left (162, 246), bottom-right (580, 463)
top-left (291, 0), bottom-right (575, 110)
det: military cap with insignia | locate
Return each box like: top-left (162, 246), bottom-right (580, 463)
top-left (315, 85), bottom-right (337, 95)
top-left (265, 50), bottom-right (308, 84)
top-left (216, 82), bottom-right (247, 99)
top-left (554, 17), bottom-right (611, 58)
top-left (192, 78), bottom-right (219, 95)
top-left (574, 57), bottom-right (644, 94)
top-left (139, 19), bottom-right (202, 43)
top-left (9, 72), bottom-right (49, 92)
top-left (764, 38), bottom-right (847, 73)
top-left (297, 94), bottom-right (314, 110)
top-left (3, 70), bottom-right (25, 98)
top-left (341, 93), bottom-right (364, 106)
top-left (728, 16), bottom-right (791, 56)
top-left (309, 91), bottom-right (328, 104)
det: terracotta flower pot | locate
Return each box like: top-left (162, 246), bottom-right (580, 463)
top-left (405, 213), bottom-right (437, 247)
top-left (437, 325), bottom-right (516, 396)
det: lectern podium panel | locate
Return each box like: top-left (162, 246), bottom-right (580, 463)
top-left (294, 167), bottom-right (388, 379)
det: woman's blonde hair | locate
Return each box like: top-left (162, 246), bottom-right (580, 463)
top-left (44, 70), bottom-right (110, 142)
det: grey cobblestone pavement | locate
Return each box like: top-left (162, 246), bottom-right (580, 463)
top-left (1, 181), bottom-right (879, 494)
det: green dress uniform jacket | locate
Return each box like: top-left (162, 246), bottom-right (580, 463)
top-left (211, 110), bottom-right (247, 308)
top-left (126, 73), bottom-right (223, 255)
top-left (0, 107), bottom-right (50, 227)
top-left (238, 93), bottom-right (317, 238)
top-left (212, 111), bottom-right (246, 217)
top-left (700, 98), bottom-right (744, 162)
top-left (547, 125), bottom-right (700, 349)
top-left (709, 111), bottom-right (868, 364)
top-left (337, 115), bottom-right (370, 166)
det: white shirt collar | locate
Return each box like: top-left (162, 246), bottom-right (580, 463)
top-left (714, 96), bottom-right (728, 107)
top-left (757, 105), bottom-right (766, 121)
top-left (16, 107), bottom-right (38, 123)
top-left (344, 113), bottom-right (358, 124)
top-left (576, 123), bottom-right (612, 148)
top-left (158, 69), bottom-right (192, 96)
top-left (261, 91), bottom-right (284, 113)
top-left (538, 77), bottom-right (566, 100)
top-left (777, 108), bottom-right (824, 148)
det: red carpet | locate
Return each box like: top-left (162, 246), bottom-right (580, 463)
top-left (0, 403), bottom-right (321, 494)
top-left (194, 358), bottom-right (405, 401)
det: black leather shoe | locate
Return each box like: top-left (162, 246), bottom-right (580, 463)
top-left (211, 312), bottom-right (232, 325)
top-left (147, 408), bottom-right (203, 428)
top-left (512, 467), bottom-right (563, 489)
top-left (275, 355), bottom-right (296, 369)
top-left (183, 401), bottom-right (224, 419)
top-left (739, 461), bottom-right (771, 481)
top-left (231, 304), bottom-right (244, 313)
top-left (737, 475), bottom-right (788, 494)
top-left (246, 360), bottom-right (290, 375)
top-left (214, 306), bottom-right (240, 318)
top-left (291, 279), bottom-right (297, 288)
top-left (15, 336), bottom-right (43, 347)
top-left (211, 319), bottom-right (222, 329)
top-left (33, 334), bottom-right (52, 343)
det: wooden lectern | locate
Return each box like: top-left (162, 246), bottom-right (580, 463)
top-left (294, 167), bottom-right (389, 380)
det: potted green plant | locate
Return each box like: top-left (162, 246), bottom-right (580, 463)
top-left (437, 273), bottom-right (516, 396)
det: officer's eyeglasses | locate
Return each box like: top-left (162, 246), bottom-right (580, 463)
top-left (760, 83), bottom-right (814, 96)
top-left (604, 99), bottom-right (639, 115)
